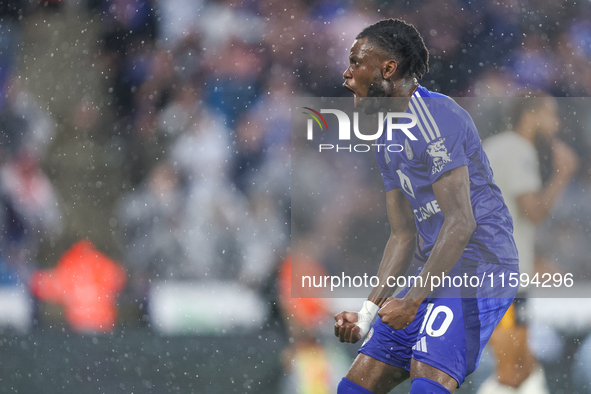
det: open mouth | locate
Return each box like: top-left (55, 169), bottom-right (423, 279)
top-left (343, 84), bottom-right (359, 107)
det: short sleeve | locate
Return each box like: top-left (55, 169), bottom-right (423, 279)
top-left (375, 144), bottom-right (399, 191)
top-left (409, 95), bottom-right (471, 184)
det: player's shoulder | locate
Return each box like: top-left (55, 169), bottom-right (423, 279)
top-left (412, 86), bottom-right (473, 129)
top-left (408, 86), bottom-right (475, 153)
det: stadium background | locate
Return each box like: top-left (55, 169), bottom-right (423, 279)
top-left (0, 0), bottom-right (590, 392)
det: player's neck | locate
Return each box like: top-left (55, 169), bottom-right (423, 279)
top-left (391, 77), bottom-right (418, 98)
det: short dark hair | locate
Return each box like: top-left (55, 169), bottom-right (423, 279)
top-left (356, 19), bottom-right (429, 79)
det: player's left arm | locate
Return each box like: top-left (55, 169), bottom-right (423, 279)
top-left (378, 165), bottom-right (476, 329)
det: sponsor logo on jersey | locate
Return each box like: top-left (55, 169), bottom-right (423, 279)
top-left (413, 199), bottom-right (441, 222)
top-left (426, 138), bottom-right (451, 174)
top-left (405, 139), bottom-right (414, 160)
top-left (396, 170), bottom-right (415, 199)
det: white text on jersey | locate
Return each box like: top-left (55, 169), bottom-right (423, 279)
top-left (414, 200), bottom-right (441, 222)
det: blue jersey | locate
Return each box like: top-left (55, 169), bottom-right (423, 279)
top-left (375, 85), bottom-right (518, 264)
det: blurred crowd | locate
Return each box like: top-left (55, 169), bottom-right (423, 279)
top-left (89, 0), bottom-right (591, 301)
top-left (0, 0), bottom-right (589, 339)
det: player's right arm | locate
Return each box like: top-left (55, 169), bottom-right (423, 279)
top-left (334, 188), bottom-right (417, 343)
top-left (368, 188), bottom-right (417, 304)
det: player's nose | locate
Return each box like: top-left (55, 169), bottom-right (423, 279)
top-left (343, 66), bottom-right (352, 80)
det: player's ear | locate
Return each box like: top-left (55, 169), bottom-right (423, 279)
top-left (382, 60), bottom-right (397, 80)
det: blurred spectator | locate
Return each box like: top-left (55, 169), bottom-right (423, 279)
top-left (116, 162), bottom-right (186, 299)
top-left (537, 157), bottom-right (591, 278)
top-left (0, 77), bottom-right (60, 285)
top-left (236, 188), bottom-right (286, 289)
top-left (0, 0), bottom-right (24, 93)
top-left (554, 22), bottom-right (591, 96)
top-left (231, 110), bottom-right (268, 192)
top-left (509, 34), bottom-right (557, 91)
top-left (204, 39), bottom-right (264, 125)
top-left (0, 149), bottom-right (61, 277)
top-left (99, 0), bottom-right (158, 120)
top-left (168, 91), bottom-right (231, 182)
top-left (30, 240), bottom-right (126, 333)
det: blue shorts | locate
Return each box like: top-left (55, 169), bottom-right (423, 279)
top-left (359, 258), bottom-right (518, 387)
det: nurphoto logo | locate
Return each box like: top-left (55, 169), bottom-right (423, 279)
top-left (303, 108), bottom-right (418, 153)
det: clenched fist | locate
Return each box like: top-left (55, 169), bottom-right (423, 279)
top-left (378, 298), bottom-right (422, 330)
top-left (334, 301), bottom-right (380, 343)
top-left (334, 311), bottom-right (362, 343)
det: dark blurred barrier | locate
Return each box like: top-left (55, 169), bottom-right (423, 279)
top-left (0, 328), bottom-right (285, 393)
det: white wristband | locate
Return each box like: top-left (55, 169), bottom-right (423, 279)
top-left (354, 300), bottom-right (380, 339)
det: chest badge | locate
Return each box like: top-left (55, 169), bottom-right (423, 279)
top-left (405, 139), bottom-right (414, 160)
